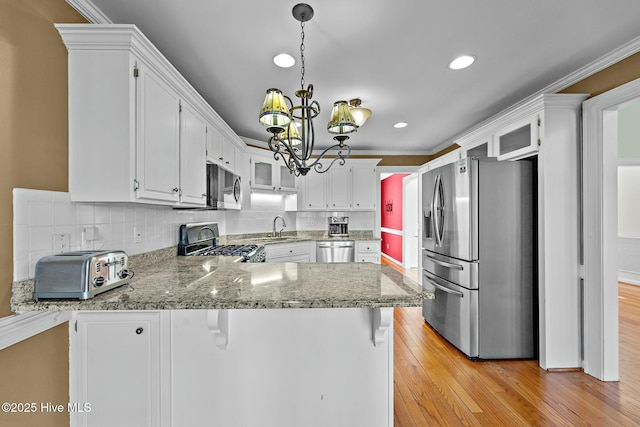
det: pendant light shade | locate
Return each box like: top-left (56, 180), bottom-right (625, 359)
top-left (277, 122), bottom-right (303, 147)
top-left (259, 88), bottom-right (291, 131)
top-left (348, 98), bottom-right (372, 126)
top-left (327, 100), bottom-right (358, 135)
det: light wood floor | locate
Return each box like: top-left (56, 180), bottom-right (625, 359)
top-left (393, 282), bottom-right (640, 426)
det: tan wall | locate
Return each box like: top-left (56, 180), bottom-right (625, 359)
top-left (0, 0), bottom-right (86, 426)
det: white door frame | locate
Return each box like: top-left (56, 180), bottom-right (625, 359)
top-left (402, 174), bottom-right (419, 269)
top-left (582, 77), bottom-right (640, 381)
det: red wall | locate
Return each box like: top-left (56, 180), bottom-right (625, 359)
top-left (380, 174), bottom-right (408, 230)
top-left (381, 232), bottom-right (403, 263)
top-left (380, 174), bottom-right (408, 262)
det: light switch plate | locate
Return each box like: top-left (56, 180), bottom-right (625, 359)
top-left (54, 233), bottom-right (70, 254)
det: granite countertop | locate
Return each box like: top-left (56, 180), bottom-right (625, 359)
top-left (12, 248), bottom-right (431, 312)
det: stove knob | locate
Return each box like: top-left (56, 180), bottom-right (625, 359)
top-left (118, 269), bottom-right (130, 279)
top-left (93, 277), bottom-right (105, 287)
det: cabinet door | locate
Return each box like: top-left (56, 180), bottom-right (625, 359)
top-left (206, 124), bottom-right (224, 165)
top-left (72, 312), bottom-right (164, 427)
top-left (304, 171), bottom-right (328, 210)
top-left (495, 115), bottom-right (539, 160)
top-left (352, 166), bottom-right (377, 210)
top-left (355, 240), bottom-right (381, 263)
top-left (278, 165), bottom-right (296, 192)
top-left (136, 66), bottom-right (180, 202)
top-left (328, 166), bottom-right (352, 209)
top-left (461, 137), bottom-right (494, 159)
top-left (251, 157), bottom-right (275, 190)
top-left (179, 102), bottom-right (207, 205)
top-left (221, 138), bottom-right (236, 172)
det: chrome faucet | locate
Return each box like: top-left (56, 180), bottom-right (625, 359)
top-left (272, 215), bottom-right (286, 237)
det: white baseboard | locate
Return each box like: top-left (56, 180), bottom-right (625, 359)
top-left (618, 270), bottom-right (640, 286)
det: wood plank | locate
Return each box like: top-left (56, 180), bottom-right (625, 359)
top-left (393, 283), bottom-right (640, 426)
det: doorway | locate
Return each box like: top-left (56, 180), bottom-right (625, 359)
top-left (582, 77), bottom-right (640, 381)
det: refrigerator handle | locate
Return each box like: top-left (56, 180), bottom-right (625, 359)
top-left (424, 273), bottom-right (464, 298)
top-left (432, 175), bottom-right (442, 246)
top-left (425, 254), bottom-right (463, 270)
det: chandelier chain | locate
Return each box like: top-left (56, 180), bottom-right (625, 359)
top-left (300, 20), bottom-right (305, 89)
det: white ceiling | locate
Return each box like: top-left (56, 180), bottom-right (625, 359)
top-left (82, 0), bottom-right (640, 154)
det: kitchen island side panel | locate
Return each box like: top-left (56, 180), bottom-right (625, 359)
top-left (170, 308), bottom-right (393, 427)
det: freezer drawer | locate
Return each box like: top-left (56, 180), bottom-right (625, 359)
top-left (422, 271), bottom-right (478, 358)
top-left (422, 250), bottom-right (478, 290)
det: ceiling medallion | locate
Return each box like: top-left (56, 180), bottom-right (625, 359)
top-left (258, 3), bottom-right (368, 176)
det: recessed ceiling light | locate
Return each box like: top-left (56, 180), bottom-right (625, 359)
top-left (273, 53), bottom-right (295, 68)
top-left (449, 55), bottom-right (475, 70)
top-left (394, 122), bottom-right (408, 129)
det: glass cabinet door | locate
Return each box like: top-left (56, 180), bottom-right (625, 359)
top-left (279, 165), bottom-right (296, 191)
top-left (495, 115), bottom-right (539, 160)
top-left (251, 159), bottom-right (274, 189)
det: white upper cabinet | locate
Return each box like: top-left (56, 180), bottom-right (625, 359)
top-left (328, 166), bottom-right (352, 209)
top-left (494, 115), bottom-right (539, 161)
top-left (206, 124), bottom-right (224, 165)
top-left (298, 159), bottom-right (380, 211)
top-left (222, 138), bottom-right (237, 172)
top-left (249, 149), bottom-right (297, 193)
top-left (178, 101), bottom-right (207, 205)
top-left (56, 24), bottom-right (244, 206)
top-left (459, 136), bottom-right (493, 159)
top-left (352, 166), bottom-right (377, 210)
top-left (302, 169), bottom-right (328, 210)
top-left (136, 64), bottom-right (181, 203)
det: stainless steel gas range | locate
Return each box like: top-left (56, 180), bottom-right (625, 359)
top-left (178, 222), bottom-right (266, 263)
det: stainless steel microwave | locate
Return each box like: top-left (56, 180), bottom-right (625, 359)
top-left (207, 163), bottom-right (241, 210)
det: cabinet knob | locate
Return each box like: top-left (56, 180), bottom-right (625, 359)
top-left (202, 193), bottom-right (207, 197)
top-left (219, 157), bottom-right (223, 160)
top-left (135, 327), bottom-right (144, 335)
top-left (173, 187), bottom-right (179, 192)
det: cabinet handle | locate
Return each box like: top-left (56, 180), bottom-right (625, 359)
top-left (202, 193), bottom-right (207, 197)
top-left (173, 187), bottom-right (179, 192)
top-left (135, 327), bottom-right (144, 335)
top-left (219, 157), bottom-right (223, 160)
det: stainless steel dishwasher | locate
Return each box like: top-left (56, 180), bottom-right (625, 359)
top-left (316, 240), bottom-right (355, 262)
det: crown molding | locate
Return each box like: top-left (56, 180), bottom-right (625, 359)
top-left (66, 0), bottom-right (112, 24)
top-left (435, 35), bottom-right (640, 153)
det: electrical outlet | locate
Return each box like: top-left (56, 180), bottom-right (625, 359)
top-left (134, 226), bottom-right (142, 243)
top-left (54, 233), bottom-right (70, 254)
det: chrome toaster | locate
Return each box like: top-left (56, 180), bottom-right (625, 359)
top-left (34, 250), bottom-right (131, 300)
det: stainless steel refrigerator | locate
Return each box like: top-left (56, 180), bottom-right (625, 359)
top-left (422, 157), bottom-right (535, 359)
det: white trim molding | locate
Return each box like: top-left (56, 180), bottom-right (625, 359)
top-left (0, 312), bottom-right (71, 350)
top-left (66, 0), bottom-right (112, 24)
top-left (582, 76), bottom-right (640, 381)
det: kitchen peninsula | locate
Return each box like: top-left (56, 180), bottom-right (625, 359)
top-left (12, 249), bottom-right (430, 427)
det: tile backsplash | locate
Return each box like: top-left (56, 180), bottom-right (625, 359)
top-left (13, 188), bottom-right (375, 281)
top-left (12, 189), bottom-right (225, 281)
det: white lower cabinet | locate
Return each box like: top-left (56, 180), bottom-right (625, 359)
top-left (265, 241), bottom-right (314, 262)
top-left (70, 312), bottom-right (171, 427)
top-left (355, 240), bottom-right (381, 263)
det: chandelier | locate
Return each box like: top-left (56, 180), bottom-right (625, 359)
top-left (258, 3), bottom-right (361, 176)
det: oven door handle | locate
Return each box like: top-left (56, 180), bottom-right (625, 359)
top-left (425, 254), bottom-right (463, 270)
top-left (424, 273), bottom-right (464, 298)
